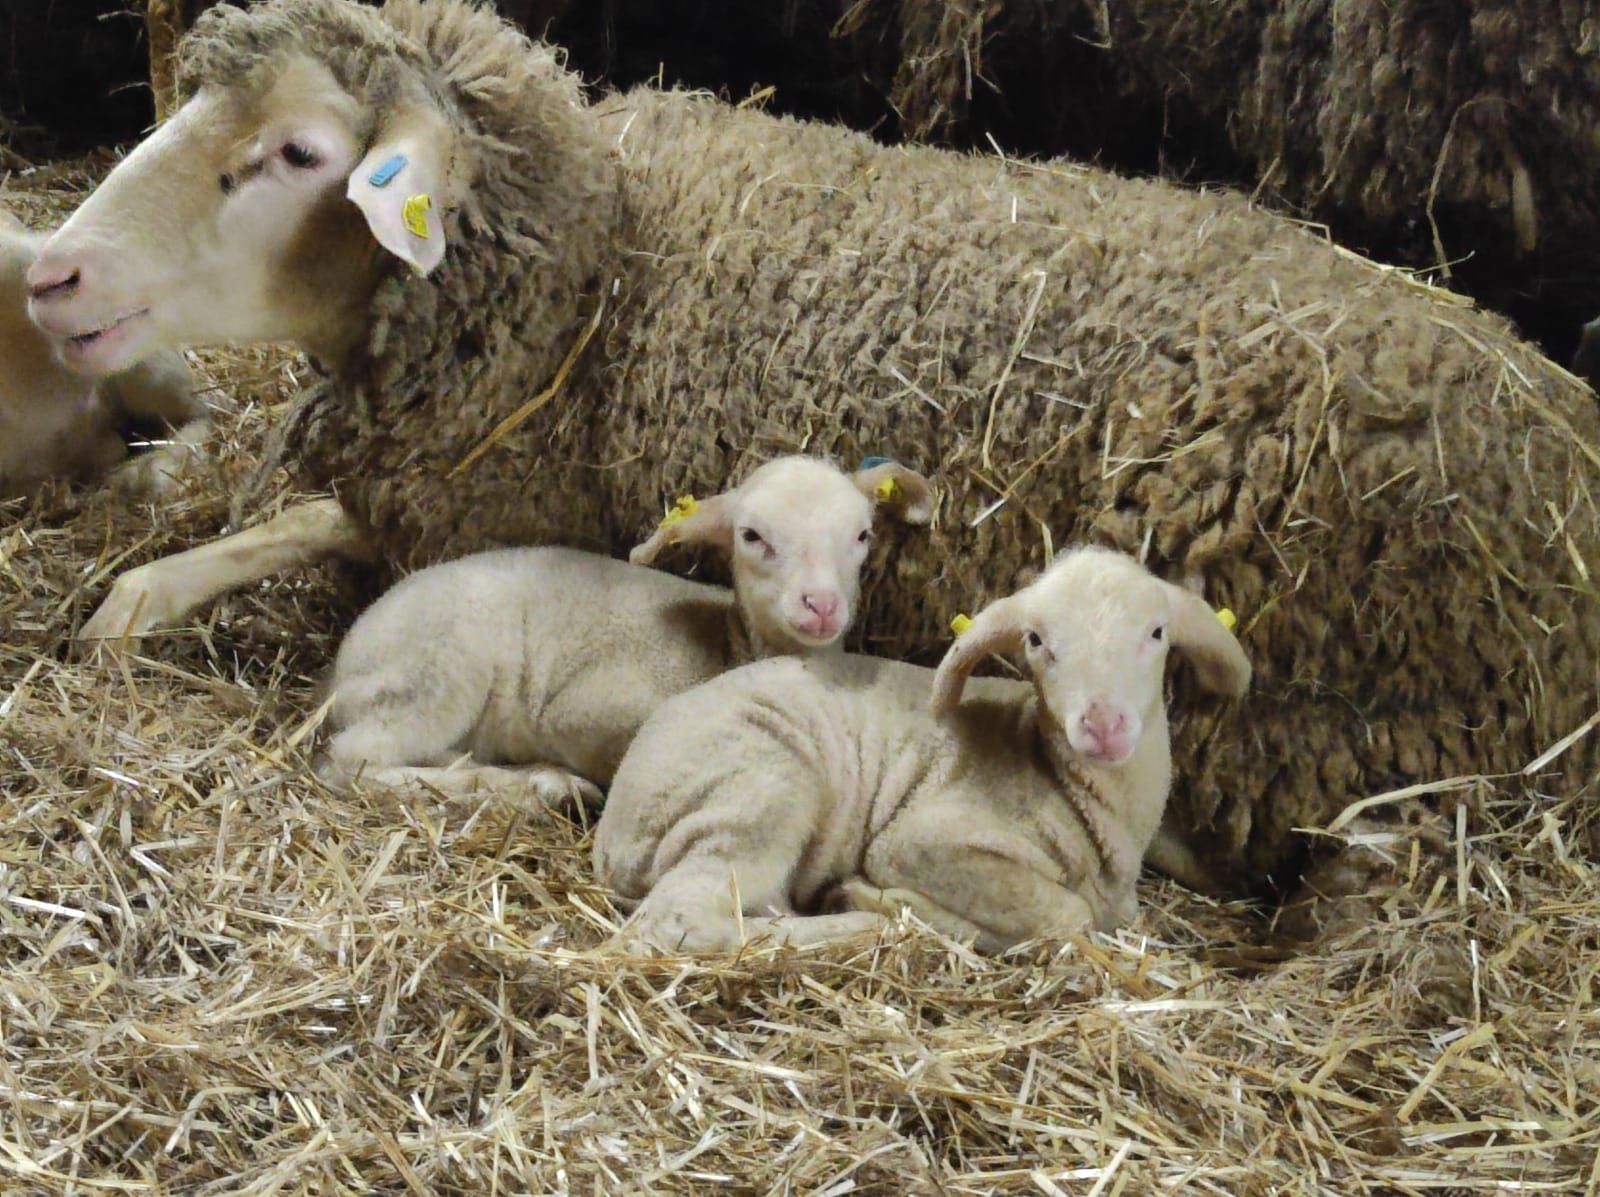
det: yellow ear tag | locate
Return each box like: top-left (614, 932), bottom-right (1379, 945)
top-left (402, 193), bottom-right (433, 239)
top-left (1215, 607), bottom-right (1237, 631)
top-left (874, 477), bottom-right (901, 504)
top-left (950, 613), bottom-right (974, 636)
top-left (659, 495), bottom-right (698, 529)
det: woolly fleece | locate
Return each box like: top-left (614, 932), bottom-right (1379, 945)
top-left (182, 0), bottom-right (1598, 889)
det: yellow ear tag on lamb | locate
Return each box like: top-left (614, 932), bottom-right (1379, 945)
top-left (950, 613), bottom-right (974, 636)
top-left (659, 495), bottom-right (698, 529)
top-left (402, 193), bottom-right (433, 239)
top-left (874, 477), bottom-right (901, 504)
top-left (1215, 607), bottom-right (1237, 631)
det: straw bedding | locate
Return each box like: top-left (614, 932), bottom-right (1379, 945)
top-left (183, 0), bottom-right (1600, 889)
top-left (4, 25), bottom-right (1600, 1192)
top-left (4, 318), bottom-right (1600, 1189)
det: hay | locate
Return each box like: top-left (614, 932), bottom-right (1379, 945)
top-left (6, 469), bottom-right (1600, 1194)
top-left (5, 162), bottom-right (1600, 1196)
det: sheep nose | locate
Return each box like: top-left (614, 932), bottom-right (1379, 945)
top-left (801, 591), bottom-right (840, 621)
top-left (1079, 704), bottom-right (1128, 752)
top-left (26, 256), bottom-right (83, 304)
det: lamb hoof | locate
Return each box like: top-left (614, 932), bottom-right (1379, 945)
top-left (521, 765), bottom-right (602, 811)
top-left (80, 565), bottom-right (178, 640)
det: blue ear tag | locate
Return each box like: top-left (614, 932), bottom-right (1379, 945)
top-left (367, 154), bottom-right (408, 188)
top-left (859, 455), bottom-right (894, 471)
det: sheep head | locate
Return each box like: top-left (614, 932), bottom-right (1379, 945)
top-left (25, 0), bottom-right (495, 376)
top-left (931, 547), bottom-right (1250, 765)
top-left (630, 456), bottom-right (934, 652)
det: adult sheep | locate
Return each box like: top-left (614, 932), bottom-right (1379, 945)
top-left (26, 0), bottom-right (1600, 895)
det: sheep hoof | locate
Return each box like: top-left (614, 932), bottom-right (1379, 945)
top-left (519, 765), bottom-right (603, 811)
top-left (79, 565), bottom-right (179, 641)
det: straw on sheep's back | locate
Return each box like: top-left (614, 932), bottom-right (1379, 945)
top-left (289, 27), bottom-right (1597, 886)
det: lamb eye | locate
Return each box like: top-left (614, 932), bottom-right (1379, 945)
top-left (1151, 626), bottom-right (1165, 641)
top-left (740, 528), bottom-right (764, 545)
top-left (1025, 631), bottom-right (1042, 649)
top-left (857, 528), bottom-right (872, 544)
top-left (281, 141), bottom-right (319, 169)
top-left (219, 172), bottom-right (236, 195)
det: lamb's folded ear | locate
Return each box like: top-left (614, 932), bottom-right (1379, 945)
top-left (629, 493), bottom-right (737, 567)
top-left (853, 460), bottom-right (935, 525)
top-left (346, 106), bottom-right (459, 276)
top-left (1163, 582), bottom-right (1251, 698)
top-left (929, 594), bottom-right (1025, 716)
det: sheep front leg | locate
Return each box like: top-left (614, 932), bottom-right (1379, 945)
top-left (612, 783), bottom-right (883, 954)
top-left (109, 415), bottom-right (212, 500)
top-left (355, 762), bottom-right (602, 813)
top-left (622, 862), bottom-right (887, 954)
top-left (867, 831), bottom-right (1102, 953)
top-left (80, 497), bottom-right (375, 640)
top-left (835, 878), bottom-right (993, 943)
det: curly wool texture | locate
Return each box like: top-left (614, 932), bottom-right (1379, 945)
top-left (194, 0), bottom-right (1596, 888)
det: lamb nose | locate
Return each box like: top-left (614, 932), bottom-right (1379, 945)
top-left (802, 592), bottom-right (840, 619)
top-left (27, 262), bottom-right (82, 303)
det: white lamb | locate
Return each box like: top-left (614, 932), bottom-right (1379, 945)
top-left (318, 456), bottom-right (933, 806)
top-left (1, 208), bottom-right (203, 500)
top-left (593, 546), bottom-right (1251, 953)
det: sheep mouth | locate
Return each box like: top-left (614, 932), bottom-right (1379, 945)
top-left (65, 308), bottom-right (150, 349)
top-left (59, 308), bottom-right (151, 370)
top-left (790, 615), bottom-right (844, 644)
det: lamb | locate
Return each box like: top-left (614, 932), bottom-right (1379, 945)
top-left (318, 455), bottom-right (932, 804)
top-left (593, 546), bottom-right (1251, 953)
top-left (22, 0), bottom-right (1598, 893)
top-left (0, 207), bottom-right (204, 500)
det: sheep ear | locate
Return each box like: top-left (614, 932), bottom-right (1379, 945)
top-left (853, 461), bottom-right (935, 525)
top-left (346, 107), bottom-right (457, 277)
top-left (629, 493), bottom-right (737, 567)
top-left (929, 594), bottom-right (1026, 715)
top-left (1163, 582), bottom-right (1251, 698)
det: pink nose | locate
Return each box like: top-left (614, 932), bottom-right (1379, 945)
top-left (1078, 704), bottom-right (1129, 756)
top-left (801, 591), bottom-right (840, 621)
top-left (26, 255), bottom-right (83, 304)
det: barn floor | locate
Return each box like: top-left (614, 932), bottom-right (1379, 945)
top-left (4, 163), bottom-right (1599, 1197)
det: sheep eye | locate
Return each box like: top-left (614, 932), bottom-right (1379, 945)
top-left (281, 141), bottom-right (319, 169)
top-left (1025, 631), bottom-right (1042, 649)
top-left (739, 527), bottom-right (764, 546)
top-left (219, 172), bottom-right (236, 195)
top-left (856, 528), bottom-right (872, 544)
top-left (1151, 626), bottom-right (1165, 641)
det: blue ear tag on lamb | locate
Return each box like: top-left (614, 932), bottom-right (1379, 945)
top-left (859, 455), bottom-right (894, 471)
top-left (367, 154), bottom-right (408, 188)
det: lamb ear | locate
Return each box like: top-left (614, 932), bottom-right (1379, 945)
top-left (1163, 582), bottom-right (1251, 698)
top-left (929, 594), bottom-right (1026, 716)
top-left (346, 106), bottom-right (457, 276)
top-left (629, 493), bottom-right (737, 567)
top-left (853, 461), bottom-right (935, 525)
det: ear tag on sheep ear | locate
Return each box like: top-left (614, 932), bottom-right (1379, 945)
top-left (367, 154), bottom-right (408, 188)
top-left (402, 193), bottom-right (433, 239)
top-left (659, 495), bottom-right (699, 530)
top-left (1215, 607), bottom-right (1237, 631)
top-left (874, 477), bottom-right (901, 504)
top-left (950, 613), bottom-right (974, 637)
